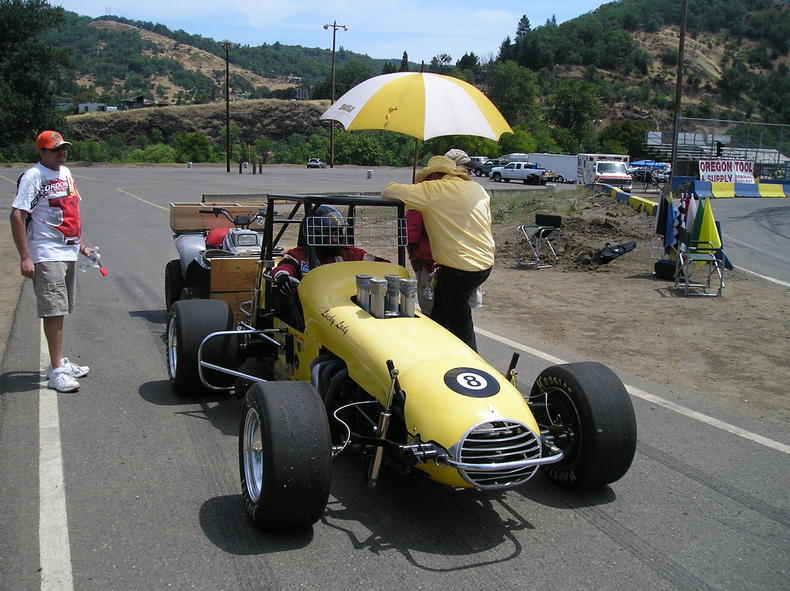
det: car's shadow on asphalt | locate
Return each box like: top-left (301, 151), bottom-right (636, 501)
top-left (513, 472), bottom-right (618, 509)
top-left (138, 379), bottom-right (241, 437)
top-left (197, 456), bottom-right (617, 563)
top-left (200, 456), bottom-right (540, 566)
top-left (198, 494), bottom-right (316, 555)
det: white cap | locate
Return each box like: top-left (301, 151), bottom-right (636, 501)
top-left (444, 148), bottom-right (471, 166)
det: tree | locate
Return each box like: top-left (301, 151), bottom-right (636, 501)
top-left (544, 79), bottom-right (601, 134)
top-left (428, 53), bottom-right (452, 74)
top-left (334, 130), bottom-right (385, 165)
top-left (0, 0), bottom-right (70, 149)
top-left (487, 61), bottom-right (539, 127)
top-left (497, 36), bottom-right (514, 62)
top-left (399, 51), bottom-right (410, 72)
top-left (498, 126), bottom-right (537, 155)
top-left (456, 53), bottom-right (479, 72)
top-left (597, 120), bottom-right (649, 158)
top-left (172, 131), bottom-right (214, 162)
top-left (516, 15), bottom-right (531, 37)
top-left (382, 62), bottom-right (397, 74)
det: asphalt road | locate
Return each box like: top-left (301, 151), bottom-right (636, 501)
top-left (1, 165), bottom-right (788, 591)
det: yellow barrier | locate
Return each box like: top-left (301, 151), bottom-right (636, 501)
top-left (757, 183), bottom-right (788, 198)
top-left (628, 196), bottom-right (657, 215)
top-left (710, 182), bottom-right (736, 198)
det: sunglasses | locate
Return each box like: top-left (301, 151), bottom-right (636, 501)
top-left (43, 147), bottom-right (68, 153)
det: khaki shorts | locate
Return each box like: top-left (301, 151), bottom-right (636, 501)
top-left (33, 261), bottom-right (76, 317)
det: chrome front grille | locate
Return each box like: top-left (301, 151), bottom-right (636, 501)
top-left (454, 420), bottom-right (542, 489)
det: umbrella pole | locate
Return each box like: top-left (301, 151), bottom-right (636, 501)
top-left (412, 138), bottom-right (420, 183)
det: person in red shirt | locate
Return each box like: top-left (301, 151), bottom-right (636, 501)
top-left (272, 205), bottom-right (387, 295)
top-left (405, 209), bottom-right (435, 314)
top-left (10, 131), bottom-right (94, 392)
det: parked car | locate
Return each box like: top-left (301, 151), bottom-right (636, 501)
top-left (307, 158), bottom-right (327, 168)
top-left (467, 156), bottom-right (489, 176)
top-left (631, 168), bottom-right (669, 184)
top-left (480, 158), bottom-right (509, 177)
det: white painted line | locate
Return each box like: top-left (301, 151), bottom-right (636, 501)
top-left (725, 236), bottom-right (790, 264)
top-left (476, 327), bottom-right (790, 455)
top-left (38, 325), bottom-right (74, 591)
top-left (732, 265), bottom-right (790, 288)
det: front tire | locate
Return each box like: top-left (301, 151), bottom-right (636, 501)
top-left (529, 362), bottom-right (636, 489)
top-left (166, 299), bottom-right (236, 396)
top-left (556, 175), bottom-right (565, 183)
top-left (240, 381), bottom-right (332, 531)
top-left (492, 172), bottom-right (502, 182)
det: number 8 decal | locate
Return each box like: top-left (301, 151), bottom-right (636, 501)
top-left (443, 367), bottom-right (500, 398)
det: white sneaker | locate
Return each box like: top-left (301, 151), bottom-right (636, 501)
top-left (48, 368), bottom-right (80, 393)
top-left (61, 357), bottom-right (89, 378)
top-left (48, 357), bottom-right (90, 379)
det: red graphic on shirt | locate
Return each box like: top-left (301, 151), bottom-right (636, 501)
top-left (46, 182), bottom-right (81, 241)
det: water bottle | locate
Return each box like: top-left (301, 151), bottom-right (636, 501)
top-left (423, 272), bottom-right (436, 301)
top-left (79, 246), bottom-right (102, 273)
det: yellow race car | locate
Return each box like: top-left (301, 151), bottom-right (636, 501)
top-left (165, 193), bottom-right (636, 532)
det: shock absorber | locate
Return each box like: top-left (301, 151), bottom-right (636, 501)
top-left (367, 359), bottom-right (401, 487)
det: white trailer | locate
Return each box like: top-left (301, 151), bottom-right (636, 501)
top-left (528, 153), bottom-right (578, 183)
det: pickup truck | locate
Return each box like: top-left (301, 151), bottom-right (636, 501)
top-left (490, 161), bottom-right (552, 185)
top-left (480, 158), bottom-right (508, 177)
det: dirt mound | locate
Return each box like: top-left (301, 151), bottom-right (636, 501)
top-left (67, 99), bottom-right (331, 145)
top-left (493, 191), bottom-right (655, 272)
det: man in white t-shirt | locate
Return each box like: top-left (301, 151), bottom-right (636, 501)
top-left (11, 130), bottom-right (93, 392)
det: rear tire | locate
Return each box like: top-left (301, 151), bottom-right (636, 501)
top-left (529, 362), bottom-right (636, 489)
top-left (166, 299), bottom-right (237, 396)
top-left (165, 259), bottom-right (183, 310)
top-left (240, 381), bottom-right (332, 531)
top-left (557, 175), bottom-right (565, 184)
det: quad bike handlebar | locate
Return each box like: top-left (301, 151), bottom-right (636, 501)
top-left (199, 207), bottom-right (266, 229)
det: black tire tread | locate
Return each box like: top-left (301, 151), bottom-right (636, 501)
top-left (165, 259), bottom-right (183, 311)
top-left (239, 381), bottom-right (332, 531)
top-left (167, 299), bottom-right (235, 396)
top-left (530, 361), bottom-right (637, 490)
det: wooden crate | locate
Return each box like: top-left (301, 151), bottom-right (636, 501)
top-left (169, 202), bottom-right (266, 232)
top-left (210, 291), bottom-right (254, 323)
top-left (209, 256), bottom-right (260, 292)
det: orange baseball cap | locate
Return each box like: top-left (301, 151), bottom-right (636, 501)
top-left (36, 130), bottom-right (71, 150)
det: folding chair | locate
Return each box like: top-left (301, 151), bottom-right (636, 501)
top-left (516, 214), bottom-right (562, 268)
top-left (674, 240), bottom-right (725, 297)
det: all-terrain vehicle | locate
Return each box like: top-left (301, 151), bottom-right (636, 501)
top-left (165, 193), bottom-right (637, 532)
top-left (165, 200), bottom-right (268, 315)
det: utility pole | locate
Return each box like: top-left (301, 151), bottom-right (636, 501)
top-left (223, 41), bottom-right (231, 173)
top-left (323, 21), bottom-right (348, 168)
top-left (669, 0), bottom-right (688, 184)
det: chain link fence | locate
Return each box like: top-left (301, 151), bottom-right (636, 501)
top-left (643, 117), bottom-right (789, 180)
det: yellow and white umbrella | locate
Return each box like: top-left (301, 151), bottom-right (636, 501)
top-left (320, 72), bottom-right (512, 141)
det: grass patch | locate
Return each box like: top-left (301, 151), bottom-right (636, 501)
top-left (489, 186), bottom-right (593, 224)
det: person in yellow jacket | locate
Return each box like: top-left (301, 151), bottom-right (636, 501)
top-left (382, 155), bottom-right (494, 351)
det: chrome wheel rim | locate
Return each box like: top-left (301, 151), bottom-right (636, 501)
top-left (243, 408), bottom-right (263, 501)
top-left (166, 317), bottom-right (177, 379)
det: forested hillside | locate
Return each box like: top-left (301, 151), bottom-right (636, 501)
top-left (39, 10), bottom-right (395, 106)
top-left (1, 0), bottom-right (787, 165)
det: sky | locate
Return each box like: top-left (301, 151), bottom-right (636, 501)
top-left (54, 1), bottom-right (607, 65)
